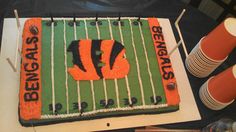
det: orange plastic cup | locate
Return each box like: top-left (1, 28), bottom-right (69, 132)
top-left (201, 18), bottom-right (236, 61)
top-left (208, 65), bottom-right (236, 103)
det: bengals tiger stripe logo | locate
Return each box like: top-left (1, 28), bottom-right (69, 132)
top-left (67, 40), bottom-right (130, 80)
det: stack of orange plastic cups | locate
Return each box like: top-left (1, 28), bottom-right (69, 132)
top-left (199, 65), bottom-right (236, 110)
top-left (186, 18), bottom-right (236, 78)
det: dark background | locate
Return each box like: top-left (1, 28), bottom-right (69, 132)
top-left (0, 0), bottom-right (235, 130)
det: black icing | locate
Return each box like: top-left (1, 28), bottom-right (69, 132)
top-left (48, 103), bottom-right (62, 111)
top-left (90, 21), bottom-right (102, 26)
top-left (19, 106), bottom-right (179, 127)
top-left (112, 21), bottom-right (124, 26)
top-left (67, 40), bottom-right (87, 72)
top-left (68, 21), bottom-right (74, 27)
top-left (67, 40), bottom-right (124, 78)
top-left (108, 99), bottom-right (114, 106)
top-left (150, 96), bottom-right (162, 105)
top-left (29, 26), bottom-right (39, 35)
top-left (45, 21), bottom-right (57, 26)
top-left (49, 104), bottom-right (53, 111)
top-left (167, 82), bottom-right (176, 90)
top-left (133, 21), bottom-right (138, 25)
top-left (123, 98), bottom-right (130, 105)
top-left (81, 102), bottom-right (88, 109)
top-left (124, 98), bottom-right (136, 106)
top-left (91, 40), bottom-right (103, 78)
top-left (68, 21), bottom-right (80, 27)
top-left (73, 102), bottom-right (78, 110)
top-left (131, 97), bottom-right (137, 104)
top-left (100, 99), bottom-right (114, 108)
top-left (100, 99), bottom-right (106, 107)
top-left (55, 103), bottom-right (62, 111)
top-left (90, 21), bottom-right (96, 26)
top-left (109, 41), bottom-right (124, 70)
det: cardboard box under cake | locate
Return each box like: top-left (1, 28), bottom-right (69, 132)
top-left (0, 18), bottom-right (200, 131)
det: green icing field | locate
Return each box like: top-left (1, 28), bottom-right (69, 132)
top-left (41, 18), bottom-right (169, 116)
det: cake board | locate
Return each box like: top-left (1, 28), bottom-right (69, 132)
top-left (0, 18), bottom-right (201, 131)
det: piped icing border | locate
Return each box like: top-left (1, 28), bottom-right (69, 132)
top-left (41, 104), bottom-right (169, 119)
top-left (20, 18), bottom-right (42, 120)
top-left (148, 18), bottom-right (180, 105)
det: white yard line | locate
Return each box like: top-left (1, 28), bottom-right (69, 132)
top-left (96, 21), bottom-right (101, 39)
top-left (64, 19), bottom-right (70, 113)
top-left (44, 17), bottom-right (168, 118)
top-left (128, 19), bottom-right (145, 105)
top-left (73, 21), bottom-right (82, 112)
top-left (84, 20), bottom-right (88, 40)
top-left (107, 18), bottom-right (114, 39)
top-left (118, 19), bottom-right (132, 105)
top-left (90, 80), bottom-right (96, 111)
top-left (138, 21), bottom-right (157, 104)
top-left (108, 18), bottom-right (120, 108)
top-left (51, 22), bottom-right (56, 113)
top-left (76, 81), bottom-right (81, 111)
top-left (74, 22), bottom-right (77, 40)
top-left (102, 78), bottom-right (108, 105)
top-left (96, 20), bottom-right (108, 105)
top-left (84, 19), bottom-right (96, 110)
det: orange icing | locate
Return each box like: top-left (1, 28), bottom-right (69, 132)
top-left (148, 18), bottom-right (180, 106)
top-left (20, 18), bottom-right (42, 120)
top-left (68, 40), bottom-right (130, 80)
top-left (101, 40), bottom-right (130, 79)
top-left (68, 40), bottom-right (100, 80)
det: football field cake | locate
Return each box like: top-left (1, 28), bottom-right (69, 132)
top-left (19, 17), bottom-right (180, 126)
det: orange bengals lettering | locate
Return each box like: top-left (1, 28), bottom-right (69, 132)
top-left (67, 40), bottom-right (130, 80)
